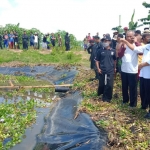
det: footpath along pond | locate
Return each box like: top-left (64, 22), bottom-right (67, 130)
top-left (0, 66), bottom-right (107, 150)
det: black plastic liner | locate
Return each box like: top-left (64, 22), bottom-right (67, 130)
top-left (34, 92), bottom-right (106, 150)
top-left (0, 66), bottom-right (77, 85)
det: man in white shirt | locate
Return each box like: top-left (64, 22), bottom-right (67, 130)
top-left (34, 33), bottom-right (38, 49)
top-left (119, 36), bottom-right (150, 118)
top-left (120, 31), bottom-right (138, 108)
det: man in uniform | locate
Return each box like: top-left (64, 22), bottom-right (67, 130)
top-left (96, 35), bottom-right (116, 102)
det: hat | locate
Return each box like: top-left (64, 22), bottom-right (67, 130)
top-left (101, 35), bottom-right (111, 41)
top-left (144, 28), bottom-right (149, 31)
top-left (143, 30), bottom-right (150, 34)
top-left (124, 27), bottom-right (128, 30)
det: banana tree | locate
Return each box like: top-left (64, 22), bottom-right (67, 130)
top-left (129, 9), bottom-right (143, 30)
top-left (112, 26), bottom-right (124, 33)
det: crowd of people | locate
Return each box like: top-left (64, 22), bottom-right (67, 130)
top-left (0, 31), bottom-right (70, 51)
top-left (85, 27), bottom-right (150, 119)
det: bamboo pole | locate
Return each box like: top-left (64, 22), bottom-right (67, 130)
top-left (0, 84), bottom-right (73, 89)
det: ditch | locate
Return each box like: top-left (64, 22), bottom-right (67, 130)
top-left (0, 66), bottom-right (107, 150)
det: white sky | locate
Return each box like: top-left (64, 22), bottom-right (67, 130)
top-left (0, 0), bottom-right (149, 40)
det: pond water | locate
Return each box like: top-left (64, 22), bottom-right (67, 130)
top-left (0, 66), bottom-right (107, 150)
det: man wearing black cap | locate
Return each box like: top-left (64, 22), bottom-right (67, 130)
top-left (95, 35), bottom-right (116, 102)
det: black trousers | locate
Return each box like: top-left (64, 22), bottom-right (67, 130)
top-left (65, 43), bottom-right (70, 51)
top-left (51, 41), bottom-right (55, 47)
top-left (23, 41), bottom-right (28, 50)
top-left (94, 69), bottom-right (99, 79)
top-left (121, 72), bottom-right (137, 107)
top-left (140, 77), bottom-right (150, 109)
top-left (98, 74), bottom-right (114, 102)
top-left (0, 42), bottom-right (2, 49)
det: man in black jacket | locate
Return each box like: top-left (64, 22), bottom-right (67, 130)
top-left (22, 31), bottom-right (28, 50)
top-left (65, 32), bottom-right (70, 51)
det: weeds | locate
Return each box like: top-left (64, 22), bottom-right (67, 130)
top-left (0, 100), bottom-right (36, 150)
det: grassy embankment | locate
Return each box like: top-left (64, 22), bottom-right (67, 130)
top-left (0, 48), bottom-right (89, 67)
top-left (73, 68), bottom-right (150, 150)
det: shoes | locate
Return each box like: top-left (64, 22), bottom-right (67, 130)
top-left (141, 106), bottom-right (148, 110)
top-left (102, 99), bottom-right (111, 103)
top-left (144, 113), bottom-right (150, 119)
top-left (122, 102), bottom-right (128, 105)
top-left (89, 78), bottom-right (96, 81)
top-left (141, 107), bottom-right (147, 110)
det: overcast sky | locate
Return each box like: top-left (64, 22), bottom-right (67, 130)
top-left (0, 0), bottom-right (149, 40)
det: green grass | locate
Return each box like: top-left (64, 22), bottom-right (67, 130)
top-left (0, 48), bottom-right (82, 65)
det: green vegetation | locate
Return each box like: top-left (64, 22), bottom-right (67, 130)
top-left (0, 100), bottom-right (36, 150)
top-left (112, 26), bottom-right (124, 33)
top-left (0, 48), bottom-right (83, 65)
top-left (129, 9), bottom-right (143, 30)
top-left (0, 74), bottom-right (55, 149)
top-left (0, 74), bottom-right (49, 86)
top-left (139, 2), bottom-right (150, 26)
top-left (0, 24), bottom-right (82, 50)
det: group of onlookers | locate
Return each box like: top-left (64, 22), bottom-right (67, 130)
top-left (0, 31), bottom-right (19, 50)
top-left (42, 32), bottom-right (70, 51)
top-left (0, 31), bottom-right (70, 51)
top-left (86, 27), bottom-right (150, 119)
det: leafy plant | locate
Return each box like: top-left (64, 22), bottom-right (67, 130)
top-left (129, 9), bottom-right (143, 30)
top-left (139, 2), bottom-right (150, 27)
top-left (112, 26), bottom-right (124, 33)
